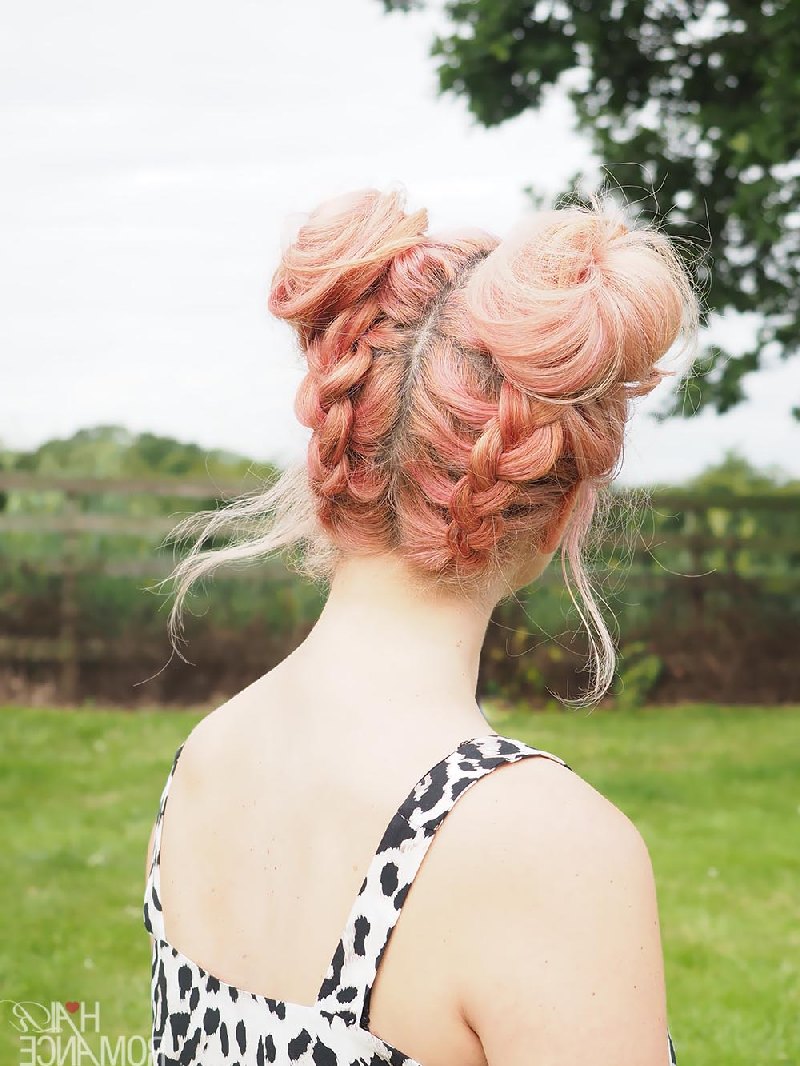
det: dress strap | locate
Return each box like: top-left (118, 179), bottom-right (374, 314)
top-left (315, 732), bottom-right (573, 1028)
top-left (143, 743), bottom-right (185, 941)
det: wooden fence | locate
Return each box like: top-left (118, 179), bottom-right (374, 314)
top-left (0, 472), bottom-right (796, 703)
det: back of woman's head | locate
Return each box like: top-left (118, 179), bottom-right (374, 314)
top-left (164, 186), bottom-right (699, 700)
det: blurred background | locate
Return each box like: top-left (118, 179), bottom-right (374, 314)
top-left (1, 2), bottom-right (798, 1064)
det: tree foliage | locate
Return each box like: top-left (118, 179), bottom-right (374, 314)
top-left (382, 0), bottom-right (800, 417)
top-left (0, 425), bottom-right (279, 518)
top-left (1, 425), bottom-right (277, 484)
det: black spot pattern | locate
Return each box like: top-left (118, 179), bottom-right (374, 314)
top-left (143, 733), bottom-right (678, 1065)
top-left (392, 884), bottom-right (409, 912)
top-left (287, 1028), bottom-right (311, 1059)
top-left (380, 862), bottom-right (399, 897)
top-left (235, 1019), bottom-right (247, 1055)
top-left (178, 966), bottom-right (193, 998)
top-left (313, 1036), bottom-right (338, 1065)
top-left (352, 915), bottom-right (370, 958)
top-left (169, 1011), bottom-right (189, 1042)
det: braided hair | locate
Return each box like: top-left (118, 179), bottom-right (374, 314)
top-left (163, 186), bottom-right (698, 699)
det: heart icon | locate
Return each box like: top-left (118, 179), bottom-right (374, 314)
top-left (65, 1002), bottom-right (80, 1014)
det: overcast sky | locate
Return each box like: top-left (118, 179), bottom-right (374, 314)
top-left (2, 0), bottom-right (797, 485)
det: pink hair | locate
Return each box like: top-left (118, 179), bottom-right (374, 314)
top-left (162, 187), bottom-right (698, 700)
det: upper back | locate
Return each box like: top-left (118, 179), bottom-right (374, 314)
top-left (143, 684), bottom-right (676, 1066)
top-left (144, 691), bottom-right (576, 1065)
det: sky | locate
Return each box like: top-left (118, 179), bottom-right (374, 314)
top-left (2, 0), bottom-right (797, 485)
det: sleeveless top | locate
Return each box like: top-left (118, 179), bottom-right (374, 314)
top-left (143, 731), bottom-right (679, 1065)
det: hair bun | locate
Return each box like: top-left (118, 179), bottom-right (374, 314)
top-left (268, 188), bottom-right (428, 345)
top-left (458, 198), bottom-right (697, 402)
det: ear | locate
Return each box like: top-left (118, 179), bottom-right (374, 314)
top-left (540, 484), bottom-right (580, 555)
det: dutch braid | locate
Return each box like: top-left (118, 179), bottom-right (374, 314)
top-left (444, 382), bottom-right (569, 566)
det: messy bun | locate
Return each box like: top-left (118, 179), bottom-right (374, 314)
top-left (269, 189), bottom-right (429, 343)
top-left (459, 207), bottom-right (690, 401)
top-left (161, 187), bottom-right (699, 701)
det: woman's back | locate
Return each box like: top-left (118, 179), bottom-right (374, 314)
top-left (144, 662), bottom-right (677, 1065)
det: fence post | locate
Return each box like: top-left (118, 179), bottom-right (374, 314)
top-left (60, 491), bottom-right (80, 704)
top-left (688, 506), bottom-right (705, 630)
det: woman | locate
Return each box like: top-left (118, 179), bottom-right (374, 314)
top-left (144, 187), bottom-right (698, 1065)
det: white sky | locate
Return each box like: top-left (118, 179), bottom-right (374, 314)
top-left (2, 0), bottom-right (797, 485)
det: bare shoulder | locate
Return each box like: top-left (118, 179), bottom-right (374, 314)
top-left (171, 684), bottom-right (258, 778)
top-left (143, 692), bottom-right (250, 882)
top-left (449, 752), bottom-right (669, 1066)
top-left (447, 748), bottom-right (648, 858)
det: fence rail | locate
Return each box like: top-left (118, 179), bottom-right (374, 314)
top-left (1, 472), bottom-right (796, 703)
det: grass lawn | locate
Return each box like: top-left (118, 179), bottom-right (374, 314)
top-left (1, 702), bottom-right (798, 1065)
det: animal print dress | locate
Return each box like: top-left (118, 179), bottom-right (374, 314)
top-left (144, 732), bottom-right (679, 1064)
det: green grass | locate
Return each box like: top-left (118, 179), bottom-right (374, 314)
top-left (1, 703), bottom-right (798, 1065)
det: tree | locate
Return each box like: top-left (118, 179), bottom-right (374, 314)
top-left (381, 0), bottom-right (800, 418)
top-left (2, 426), bottom-right (280, 518)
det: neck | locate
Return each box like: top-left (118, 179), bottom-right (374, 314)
top-left (293, 553), bottom-right (499, 731)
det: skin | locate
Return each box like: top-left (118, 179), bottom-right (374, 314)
top-left (145, 501), bottom-right (670, 1066)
